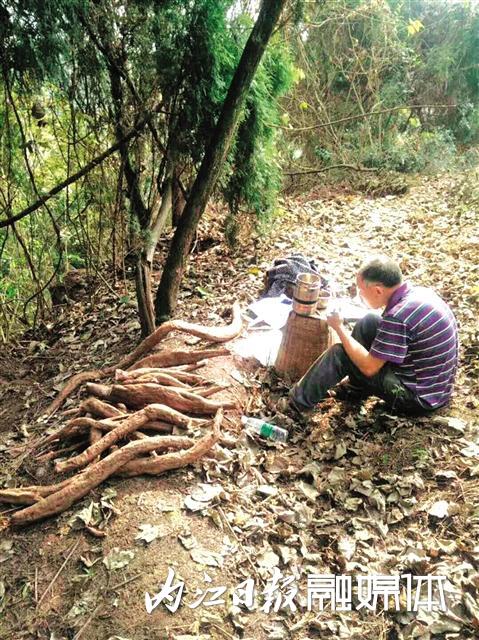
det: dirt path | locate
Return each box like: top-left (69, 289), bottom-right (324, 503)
top-left (0, 169), bottom-right (478, 639)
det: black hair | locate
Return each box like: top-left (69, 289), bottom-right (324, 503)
top-left (358, 257), bottom-right (403, 288)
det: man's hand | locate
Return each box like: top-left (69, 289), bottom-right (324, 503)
top-left (330, 318), bottom-right (386, 378)
top-left (326, 310), bottom-right (343, 332)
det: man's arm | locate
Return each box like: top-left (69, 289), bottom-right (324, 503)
top-left (327, 313), bottom-right (385, 378)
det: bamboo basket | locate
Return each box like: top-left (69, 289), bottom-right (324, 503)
top-left (275, 311), bottom-right (333, 381)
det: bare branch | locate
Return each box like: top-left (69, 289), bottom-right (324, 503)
top-left (284, 164), bottom-right (378, 176)
top-left (278, 104), bottom-right (458, 133)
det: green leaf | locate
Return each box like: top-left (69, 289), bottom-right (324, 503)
top-left (195, 286), bottom-right (211, 299)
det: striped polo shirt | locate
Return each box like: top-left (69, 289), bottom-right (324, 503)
top-left (369, 281), bottom-right (458, 409)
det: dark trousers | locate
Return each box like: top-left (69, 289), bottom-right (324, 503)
top-left (290, 313), bottom-right (431, 415)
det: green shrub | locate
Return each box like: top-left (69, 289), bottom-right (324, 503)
top-left (454, 104), bottom-right (479, 144)
top-left (361, 128), bottom-right (456, 173)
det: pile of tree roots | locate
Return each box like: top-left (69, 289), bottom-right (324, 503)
top-left (1, 304), bottom-right (243, 527)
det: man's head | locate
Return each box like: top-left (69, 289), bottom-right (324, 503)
top-left (356, 256), bottom-right (403, 309)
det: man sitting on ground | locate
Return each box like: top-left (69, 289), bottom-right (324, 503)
top-left (290, 256), bottom-right (459, 415)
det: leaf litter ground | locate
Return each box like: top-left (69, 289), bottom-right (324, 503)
top-left (0, 168), bottom-right (478, 640)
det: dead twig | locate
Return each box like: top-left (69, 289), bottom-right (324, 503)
top-left (110, 572), bottom-right (144, 591)
top-left (72, 604), bottom-right (103, 640)
top-left (37, 539), bottom-right (81, 607)
top-left (217, 506), bottom-right (265, 588)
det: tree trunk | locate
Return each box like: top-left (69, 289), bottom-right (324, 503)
top-left (146, 165), bottom-right (173, 264)
top-left (135, 254), bottom-right (156, 336)
top-left (172, 166), bottom-right (186, 227)
top-left (154, 0), bottom-right (288, 323)
top-left (109, 62), bottom-right (157, 336)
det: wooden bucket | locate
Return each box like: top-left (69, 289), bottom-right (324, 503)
top-left (275, 311), bottom-right (333, 381)
top-left (292, 273), bottom-right (321, 316)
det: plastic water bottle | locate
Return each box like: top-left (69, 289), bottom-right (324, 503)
top-left (241, 416), bottom-right (288, 443)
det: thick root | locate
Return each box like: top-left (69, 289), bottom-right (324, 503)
top-left (79, 398), bottom-right (124, 418)
top-left (111, 382), bottom-right (221, 398)
top-left (115, 369), bottom-right (190, 388)
top-left (0, 489), bottom-right (42, 505)
top-left (0, 479), bottom-right (72, 505)
top-left (44, 368), bottom-right (113, 417)
top-left (43, 304), bottom-right (240, 416)
top-left (10, 412), bottom-right (221, 526)
top-left (115, 368), bottom-right (207, 386)
top-left (117, 409), bottom-right (222, 477)
top-left (117, 302), bottom-right (241, 370)
top-left (168, 303), bottom-right (242, 343)
top-left (84, 383), bottom-right (111, 399)
top-left (141, 420), bottom-right (174, 434)
top-left (90, 425), bottom-right (103, 446)
top-left (129, 347), bottom-right (229, 371)
top-left (105, 383), bottom-right (235, 414)
top-left (143, 404), bottom-right (205, 428)
top-left (192, 384), bottom-right (228, 398)
top-left (55, 410), bottom-right (150, 473)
